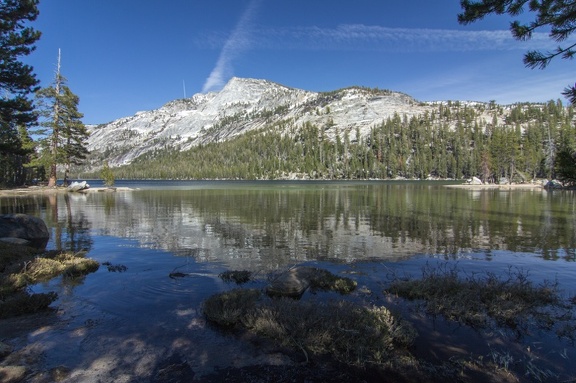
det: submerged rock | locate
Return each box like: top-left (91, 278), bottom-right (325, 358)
top-left (0, 214), bottom-right (49, 249)
top-left (266, 266), bottom-right (357, 297)
top-left (0, 366), bottom-right (27, 383)
top-left (266, 267), bottom-right (316, 297)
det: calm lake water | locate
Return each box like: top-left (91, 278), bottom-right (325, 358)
top-left (1, 180), bottom-right (575, 381)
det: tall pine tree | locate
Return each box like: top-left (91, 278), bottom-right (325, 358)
top-left (0, 0), bottom-right (41, 185)
top-left (35, 50), bottom-right (89, 186)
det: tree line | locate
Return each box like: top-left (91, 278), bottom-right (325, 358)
top-left (95, 100), bottom-right (576, 184)
top-left (4, 0), bottom-right (576, 186)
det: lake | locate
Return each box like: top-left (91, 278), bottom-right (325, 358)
top-left (1, 180), bottom-right (575, 381)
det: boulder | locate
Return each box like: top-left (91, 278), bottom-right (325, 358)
top-left (544, 179), bottom-right (563, 189)
top-left (266, 266), bottom-right (358, 297)
top-left (0, 214), bottom-right (49, 249)
top-left (467, 176), bottom-right (483, 185)
top-left (266, 267), bottom-right (316, 297)
top-left (68, 181), bottom-right (90, 192)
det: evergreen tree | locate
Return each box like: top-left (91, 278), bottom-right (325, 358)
top-left (35, 50), bottom-right (89, 186)
top-left (60, 86), bottom-right (89, 184)
top-left (0, 0), bottom-right (41, 185)
top-left (459, 0), bottom-right (576, 105)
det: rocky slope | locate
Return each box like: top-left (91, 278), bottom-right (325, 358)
top-left (85, 77), bottom-right (490, 169)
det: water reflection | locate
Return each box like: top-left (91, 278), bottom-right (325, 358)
top-left (1, 182), bottom-right (575, 269)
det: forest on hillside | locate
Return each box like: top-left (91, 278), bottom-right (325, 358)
top-left (81, 99), bottom-right (576, 183)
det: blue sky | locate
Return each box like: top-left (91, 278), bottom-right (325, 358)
top-left (24, 0), bottom-right (575, 124)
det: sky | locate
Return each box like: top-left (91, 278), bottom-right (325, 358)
top-left (23, 0), bottom-right (576, 124)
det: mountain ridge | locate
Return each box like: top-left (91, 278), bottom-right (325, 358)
top-left (84, 77), bottom-right (511, 171)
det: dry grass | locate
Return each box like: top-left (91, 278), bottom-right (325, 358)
top-left (203, 288), bottom-right (416, 369)
top-left (0, 242), bottom-right (99, 318)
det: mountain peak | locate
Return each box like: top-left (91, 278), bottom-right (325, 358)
top-left (84, 77), bottom-right (486, 170)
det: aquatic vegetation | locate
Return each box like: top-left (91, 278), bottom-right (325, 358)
top-left (0, 242), bottom-right (99, 318)
top-left (203, 288), bottom-right (261, 327)
top-left (219, 270), bottom-right (252, 284)
top-left (266, 266), bottom-right (358, 297)
top-left (102, 262), bottom-right (127, 272)
top-left (308, 268), bottom-right (357, 294)
top-left (385, 263), bottom-right (572, 331)
top-left (203, 289), bottom-right (415, 369)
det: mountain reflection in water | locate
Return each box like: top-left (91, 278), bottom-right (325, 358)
top-left (1, 180), bottom-right (575, 381)
top-left (1, 180), bottom-right (574, 269)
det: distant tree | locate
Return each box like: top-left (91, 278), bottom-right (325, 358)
top-left (35, 50), bottom-right (89, 186)
top-left (459, 0), bottom-right (576, 104)
top-left (555, 149), bottom-right (576, 185)
top-left (100, 161), bottom-right (115, 187)
top-left (0, 0), bottom-right (41, 185)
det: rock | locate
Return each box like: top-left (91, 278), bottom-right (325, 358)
top-left (0, 237), bottom-right (31, 246)
top-left (544, 179), bottom-right (563, 189)
top-left (0, 365), bottom-right (27, 382)
top-left (68, 181), bottom-right (90, 192)
top-left (266, 267), bottom-right (317, 297)
top-left (467, 176), bottom-right (483, 185)
top-left (266, 266), bottom-right (358, 297)
top-left (0, 214), bottom-right (49, 249)
top-left (153, 355), bottom-right (194, 383)
top-left (50, 366), bottom-right (71, 382)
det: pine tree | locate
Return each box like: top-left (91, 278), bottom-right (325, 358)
top-left (0, 0), bottom-right (41, 185)
top-left (60, 86), bottom-right (89, 184)
top-left (35, 50), bottom-right (89, 186)
top-left (459, 0), bottom-right (576, 104)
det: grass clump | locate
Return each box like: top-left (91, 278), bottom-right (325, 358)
top-left (386, 263), bottom-right (568, 330)
top-left (203, 289), bottom-right (415, 369)
top-left (308, 268), bottom-right (357, 294)
top-left (24, 251), bottom-right (99, 280)
top-left (203, 288), bottom-right (261, 327)
top-left (0, 242), bottom-right (100, 318)
top-left (219, 270), bottom-right (252, 284)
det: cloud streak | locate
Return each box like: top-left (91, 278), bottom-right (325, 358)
top-left (202, 0), bottom-right (260, 93)
top-left (198, 24), bottom-right (559, 53)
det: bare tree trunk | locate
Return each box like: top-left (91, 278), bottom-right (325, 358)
top-left (48, 49), bottom-right (62, 188)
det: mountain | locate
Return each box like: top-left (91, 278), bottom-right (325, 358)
top-left (85, 77), bottom-right (448, 169)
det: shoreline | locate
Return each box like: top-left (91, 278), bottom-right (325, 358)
top-left (444, 183), bottom-right (545, 190)
top-left (0, 180), bottom-right (559, 196)
top-left (0, 186), bottom-right (134, 196)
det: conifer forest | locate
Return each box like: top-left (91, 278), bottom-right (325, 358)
top-left (96, 99), bottom-right (576, 184)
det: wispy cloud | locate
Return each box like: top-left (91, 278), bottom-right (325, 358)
top-left (198, 24), bottom-right (558, 53)
top-left (202, 0), bottom-right (260, 93)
